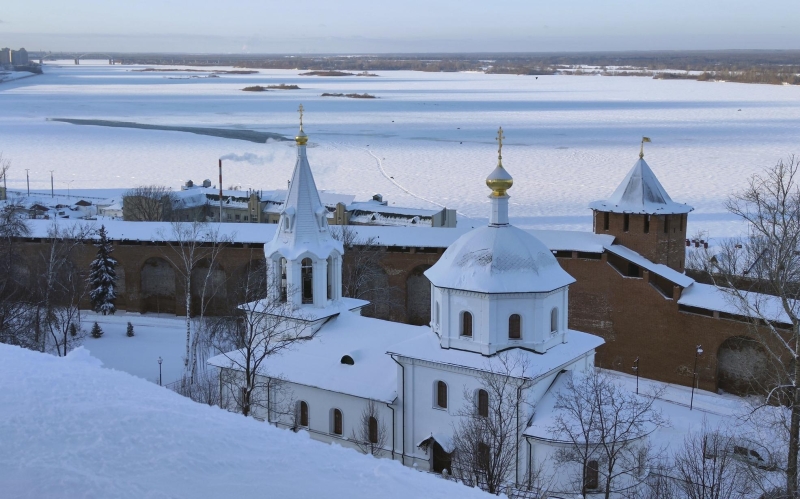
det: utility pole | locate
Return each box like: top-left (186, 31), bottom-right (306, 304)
top-left (218, 159), bottom-right (223, 223)
top-left (25, 169), bottom-right (30, 196)
top-left (49, 170), bottom-right (54, 197)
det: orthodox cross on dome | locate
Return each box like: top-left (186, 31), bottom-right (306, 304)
top-left (496, 127), bottom-right (505, 166)
top-left (298, 104), bottom-right (305, 132)
top-left (639, 136), bottom-right (651, 159)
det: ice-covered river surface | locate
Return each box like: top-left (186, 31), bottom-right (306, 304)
top-left (2, 61), bottom-right (800, 237)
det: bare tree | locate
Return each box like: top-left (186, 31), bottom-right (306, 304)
top-left (350, 400), bottom-right (388, 456)
top-left (0, 204), bottom-right (34, 349)
top-left (122, 185), bottom-right (176, 221)
top-left (693, 157), bottom-right (800, 498)
top-left (157, 221), bottom-right (228, 381)
top-left (333, 225), bottom-right (401, 320)
top-left (0, 152), bottom-right (11, 199)
top-left (31, 222), bottom-right (94, 356)
top-left (549, 370), bottom-right (666, 499)
top-left (450, 352), bottom-right (534, 495)
top-left (211, 262), bottom-right (316, 418)
top-left (673, 426), bottom-right (754, 499)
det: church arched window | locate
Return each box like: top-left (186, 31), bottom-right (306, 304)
top-left (461, 311), bottom-right (473, 337)
top-left (302, 258), bottom-right (313, 304)
top-left (509, 314), bottom-right (521, 339)
top-left (331, 408), bottom-right (343, 435)
top-left (477, 389), bottom-right (489, 417)
top-left (435, 381), bottom-right (448, 409)
top-left (298, 401), bottom-right (309, 427)
top-left (279, 258), bottom-right (288, 302)
top-left (368, 416), bottom-right (379, 444)
top-left (550, 308), bottom-right (559, 334)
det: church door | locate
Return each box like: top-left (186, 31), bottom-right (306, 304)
top-left (432, 442), bottom-right (452, 474)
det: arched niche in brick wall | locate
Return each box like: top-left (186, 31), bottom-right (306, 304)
top-left (140, 257), bottom-right (176, 314)
top-left (717, 336), bottom-right (772, 395)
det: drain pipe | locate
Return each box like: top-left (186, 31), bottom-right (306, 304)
top-left (516, 384), bottom-right (522, 486)
top-left (390, 354), bottom-right (405, 465)
top-left (386, 401), bottom-right (396, 460)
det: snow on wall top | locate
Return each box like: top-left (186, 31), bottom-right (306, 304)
top-left (424, 225), bottom-right (575, 294)
top-left (604, 244), bottom-right (694, 287)
top-left (0, 343), bottom-right (489, 499)
top-left (589, 158), bottom-right (693, 215)
top-left (678, 282), bottom-right (791, 324)
top-left (264, 142), bottom-right (343, 261)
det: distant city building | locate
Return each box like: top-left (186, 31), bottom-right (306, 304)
top-left (11, 48), bottom-right (28, 65)
top-left (0, 48), bottom-right (11, 66)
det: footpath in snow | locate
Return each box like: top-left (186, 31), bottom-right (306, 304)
top-left (0, 343), bottom-right (489, 499)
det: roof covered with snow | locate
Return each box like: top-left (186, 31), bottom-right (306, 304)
top-left (605, 244), bottom-right (694, 287)
top-left (589, 158), bottom-right (693, 215)
top-left (209, 311), bottom-right (428, 402)
top-left (264, 139), bottom-right (343, 260)
top-left (678, 282), bottom-right (791, 324)
top-left (388, 329), bottom-right (603, 376)
top-left (425, 225), bottom-right (576, 294)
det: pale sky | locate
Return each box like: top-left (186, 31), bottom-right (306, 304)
top-left (2, 0), bottom-right (799, 53)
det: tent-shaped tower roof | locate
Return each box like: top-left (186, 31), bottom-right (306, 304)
top-left (589, 156), bottom-right (693, 215)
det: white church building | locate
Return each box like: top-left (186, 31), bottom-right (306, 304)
top-left (209, 115), bottom-right (605, 491)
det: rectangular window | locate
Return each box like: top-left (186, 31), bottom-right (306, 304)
top-left (235, 214), bottom-right (240, 221)
top-left (623, 214), bottom-right (629, 232)
top-left (602, 212), bottom-right (609, 231)
top-left (664, 215), bottom-right (669, 234)
top-left (585, 460), bottom-right (599, 489)
top-left (644, 215), bottom-right (650, 234)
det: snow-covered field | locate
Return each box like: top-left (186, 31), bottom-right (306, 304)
top-left (0, 343), bottom-right (490, 499)
top-left (2, 61), bottom-right (800, 236)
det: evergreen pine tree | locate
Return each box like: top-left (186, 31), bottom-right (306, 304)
top-left (126, 322), bottom-right (134, 337)
top-left (90, 322), bottom-right (103, 338)
top-left (88, 225), bottom-right (118, 315)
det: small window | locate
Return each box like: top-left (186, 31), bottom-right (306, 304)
top-left (478, 442), bottom-right (490, 469)
top-left (298, 401), bottom-right (309, 427)
top-left (664, 215), bottom-right (670, 234)
top-left (585, 460), bottom-right (599, 489)
top-left (279, 258), bottom-right (288, 302)
top-left (436, 381), bottom-right (448, 409)
top-left (644, 215), bottom-right (650, 234)
top-left (302, 258), bottom-right (313, 304)
top-left (509, 314), bottom-right (521, 339)
top-left (235, 214), bottom-right (240, 221)
top-left (477, 389), bottom-right (489, 417)
top-left (623, 214), bottom-right (630, 232)
top-left (368, 416), bottom-right (378, 444)
top-left (435, 302), bottom-right (440, 326)
top-left (550, 308), bottom-right (559, 333)
top-left (602, 212), bottom-right (609, 231)
top-left (340, 355), bottom-right (355, 365)
top-left (332, 409), bottom-right (343, 435)
top-left (284, 217), bottom-right (290, 230)
top-left (461, 311), bottom-right (473, 337)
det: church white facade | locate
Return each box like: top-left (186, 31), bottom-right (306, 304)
top-left (209, 115), bottom-right (604, 493)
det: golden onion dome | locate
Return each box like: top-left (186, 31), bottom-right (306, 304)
top-left (486, 126), bottom-right (513, 196)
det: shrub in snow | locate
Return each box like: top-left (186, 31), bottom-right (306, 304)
top-left (88, 225), bottom-right (118, 316)
top-left (126, 322), bottom-right (134, 337)
top-left (69, 323), bottom-right (78, 337)
top-left (90, 322), bottom-right (103, 339)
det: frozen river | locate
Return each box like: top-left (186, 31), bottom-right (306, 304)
top-left (2, 61), bottom-right (800, 237)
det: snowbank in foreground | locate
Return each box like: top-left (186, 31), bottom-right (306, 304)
top-left (0, 344), bottom-right (488, 499)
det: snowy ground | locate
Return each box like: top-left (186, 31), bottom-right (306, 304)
top-left (0, 343), bottom-right (490, 499)
top-left (1, 61), bottom-right (799, 237)
top-left (79, 311), bottom-right (187, 385)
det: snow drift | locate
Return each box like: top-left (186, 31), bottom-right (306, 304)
top-left (0, 344), bottom-right (488, 499)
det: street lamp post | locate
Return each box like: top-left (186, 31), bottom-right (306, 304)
top-left (25, 169), bottom-right (30, 196)
top-left (49, 170), bottom-right (54, 198)
top-left (690, 345), bottom-right (704, 410)
top-left (158, 356), bottom-right (163, 386)
top-left (66, 180), bottom-right (75, 199)
top-left (632, 357), bottom-right (640, 395)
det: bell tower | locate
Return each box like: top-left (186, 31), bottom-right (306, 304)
top-left (589, 139), bottom-right (693, 272)
top-left (263, 105), bottom-right (344, 308)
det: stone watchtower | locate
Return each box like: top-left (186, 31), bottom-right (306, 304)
top-left (589, 145), bottom-right (693, 272)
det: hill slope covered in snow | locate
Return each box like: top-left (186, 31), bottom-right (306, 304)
top-left (0, 344), bottom-right (486, 499)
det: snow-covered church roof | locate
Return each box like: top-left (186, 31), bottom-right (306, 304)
top-left (425, 128), bottom-right (574, 294)
top-left (589, 157), bottom-right (693, 215)
top-left (264, 112), bottom-right (343, 260)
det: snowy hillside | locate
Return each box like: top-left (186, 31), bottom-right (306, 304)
top-left (0, 344), bottom-right (488, 499)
